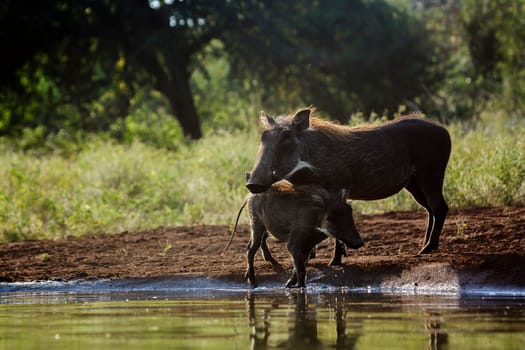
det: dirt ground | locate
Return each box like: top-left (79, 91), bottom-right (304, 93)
top-left (1, 206), bottom-right (524, 291)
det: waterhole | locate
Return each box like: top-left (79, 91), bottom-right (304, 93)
top-left (1, 282), bottom-right (524, 350)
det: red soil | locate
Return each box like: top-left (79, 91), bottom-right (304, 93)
top-left (1, 206), bottom-right (524, 291)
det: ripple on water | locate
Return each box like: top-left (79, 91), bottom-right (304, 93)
top-left (1, 277), bottom-right (525, 298)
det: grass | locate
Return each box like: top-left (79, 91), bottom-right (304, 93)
top-left (158, 240), bottom-right (173, 257)
top-left (1, 114), bottom-right (524, 242)
top-left (0, 130), bottom-right (258, 241)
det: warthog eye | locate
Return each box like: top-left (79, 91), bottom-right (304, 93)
top-left (279, 129), bottom-right (292, 144)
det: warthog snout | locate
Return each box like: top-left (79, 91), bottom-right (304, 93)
top-left (245, 172), bottom-right (272, 193)
top-left (245, 167), bottom-right (272, 194)
top-left (245, 182), bottom-right (269, 194)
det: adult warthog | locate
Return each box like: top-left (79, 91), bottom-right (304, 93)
top-left (236, 180), bottom-right (363, 288)
top-left (246, 107), bottom-right (451, 255)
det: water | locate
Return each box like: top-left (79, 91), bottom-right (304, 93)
top-left (1, 286), bottom-right (524, 350)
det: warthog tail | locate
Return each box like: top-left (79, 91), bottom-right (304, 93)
top-left (221, 200), bottom-right (247, 255)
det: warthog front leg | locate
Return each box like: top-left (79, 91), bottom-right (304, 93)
top-left (329, 240), bottom-right (347, 266)
top-left (245, 223), bottom-right (266, 288)
top-left (285, 241), bottom-right (310, 288)
top-left (245, 238), bottom-right (258, 287)
top-left (285, 270), bottom-right (298, 288)
top-left (309, 246), bottom-right (317, 260)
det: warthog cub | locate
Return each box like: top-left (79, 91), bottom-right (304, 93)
top-left (241, 180), bottom-right (363, 288)
top-left (223, 171), bottom-right (351, 268)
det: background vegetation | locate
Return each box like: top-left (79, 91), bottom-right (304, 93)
top-left (1, 0), bottom-right (524, 241)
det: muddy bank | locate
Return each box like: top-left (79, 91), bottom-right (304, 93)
top-left (1, 206), bottom-right (524, 294)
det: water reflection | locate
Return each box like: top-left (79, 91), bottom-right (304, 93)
top-left (425, 311), bottom-right (448, 350)
top-left (1, 290), bottom-right (524, 350)
top-left (247, 292), bottom-right (325, 349)
top-left (245, 291), bottom-right (457, 350)
top-left (332, 294), bottom-right (361, 350)
top-left (247, 292), bottom-right (344, 349)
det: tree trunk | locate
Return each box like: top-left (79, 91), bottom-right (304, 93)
top-left (169, 64), bottom-right (202, 139)
top-left (139, 52), bottom-right (202, 140)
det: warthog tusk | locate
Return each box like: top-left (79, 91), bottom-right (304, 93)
top-left (316, 227), bottom-right (335, 238)
top-left (284, 160), bottom-right (316, 179)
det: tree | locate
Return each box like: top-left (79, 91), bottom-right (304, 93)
top-left (1, 0), bottom-right (446, 140)
top-left (406, 0), bottom-right (525, 120)
top-left (223, 1), bottom-right (440, 121)
top-left (460, 0), bottom-right (525, 115)
top-left (0, 0), bottom-right (261, 139)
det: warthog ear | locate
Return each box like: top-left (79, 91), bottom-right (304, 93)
top-left (260, 111), bottom-right (277, 128)
top-left (292, 109), bottom-right (311, 132)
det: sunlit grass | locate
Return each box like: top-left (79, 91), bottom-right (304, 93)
top-left (1, 114), bottom-right (523, 241)
top-left (0, 131), bottom-right (257, 241)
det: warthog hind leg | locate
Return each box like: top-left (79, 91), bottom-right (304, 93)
top-left (419, 192), bottom-right (448, 254)
top-left (260, 233), bottom-right (281, 268)
top-left (406, 179), bottom-right (448, 255)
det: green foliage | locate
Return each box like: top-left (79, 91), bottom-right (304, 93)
top-left (158, 240), bottom-right (173, 257)
top-left (444, 114), bottom-right (525, 207)
top-left (223, 1), bottom-right (439, 121)
top-left (0, 0), bottom-right (273, 139)
top-left (407, 0), bottom-right (525, 120)
top-left (3, 0), bottom-right (525, 139)
top-left (191, 40), bottom-right (261, 133)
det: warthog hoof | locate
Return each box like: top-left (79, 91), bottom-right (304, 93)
top-left (244, 272), bottom-right (257, 288)
top-left (285, 276), bottom-right (306, 288)
top-left (417, 243), bottom-right (438, 255)
top-left (285, 273), bottom-right (299, 288)
top-left (346, 240), bottom-right (364, 250)
top-left (329, 257), bottom-right (342, 266)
